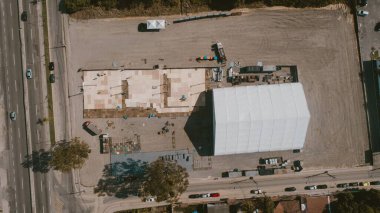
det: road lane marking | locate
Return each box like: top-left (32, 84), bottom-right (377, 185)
top-left (32, 55), bottom-right (35, 64)
top-left (24, 204), bottom-right (26, 213)
top-left (37, 131), bottom-right (40, 141)
top-left (19, 153), bottom-right (22, 162)
top-left (41, 182), bottom-right (43, 193)
top-left (12, 160), bottom-right (15, 166)
top-left (16, 104), bottom-right (19, 113)
top-left (9, 4), bottom-right (12, 17)
top-left (11, 29), bottom-right (14, 41)
top-left (14, 80), bottom-right (17, 92)
top-left (18, 128), bottom-right (20, 138)
top-left (28, 3), bottom-right (31, 11)
top-left (21, 179), bottom-right (24, 189)
top-left (34, 79), bottom-right (37, 90)
top-left (35, 107), bottom-right (38, 115)
top-left (30, 30), bottom-right (33, 41)
top-left (13, 53), bottom-right (16, 66)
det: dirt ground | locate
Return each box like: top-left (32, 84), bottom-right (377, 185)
top-left (66, 6), bottom-right (369, 182)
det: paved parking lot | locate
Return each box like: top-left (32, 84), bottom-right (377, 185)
top-left (66, 6), bottom-right (369, 185)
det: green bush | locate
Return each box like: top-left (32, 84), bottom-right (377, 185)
top-left (64, 0), bottom-right (90, 13)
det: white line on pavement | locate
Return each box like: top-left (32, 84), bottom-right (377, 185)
top-left (19, 153), bottom-right (22, 162)
top-left (34, 79), bottom-right (36, 90)
top-left (28, 3), bottom-right (31, 12)
top-left (9, 4), bottom-right (12, 17)
top-left (40, 182), bottom-right (43, 193)
top-left (7, 85), bottom-right (9, 93)
top-left (30, 29), bottom-right (33, 41)
top-left (11, 29), bottom-right (14, 41)
top-left (32, 55), bottom-right (34, 64)
top-left (42, 205), bottom-right (45, 213)
top-left (12, 160), bottom-right (15, 166)
top-left (21, 178), bottom-right (24, 189)
top-left (13, 53), bottom-right (16, 66)
top-left (18, 128), bottom-right (20, 138)
top-left (37, 131), bottom-right (40, 141)
top-left (14, 80), bottom-right (17, 92)
top-left (35, 107), bottom-right (38, 116)
top-left (23, 204), bottom-right (26, 213)
top-left (16, 103), bottom-right (19, 113)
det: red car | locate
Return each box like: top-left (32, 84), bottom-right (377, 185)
top-left (210, 193), bottom-right (220, 197)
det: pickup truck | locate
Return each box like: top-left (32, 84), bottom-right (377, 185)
top-left (83, 121), bottom-right (102, 136)
top-left (213, 42), bottom-right (227, 63)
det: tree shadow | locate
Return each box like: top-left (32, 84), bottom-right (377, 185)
top-left (184, 91), bottom-right (213, 156)
top-left (21, 149), bottom-right (52, 173)
top-left (94, 159), bottom-right (148, 198)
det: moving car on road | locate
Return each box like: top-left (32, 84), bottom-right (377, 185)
top-left (337, 183), bottom-right (349, 188)
top-left (359, 182), bottom-right (370, 186)
top-left (370, 181), bottom-right (380, 186)
top-left (210, 193), bottom-right (220, 197)
top-left (9, 112), bottom-right (16, 121)
top-left (317, 184), bottom-right (328, 189)
top-left (284, 187), bottom-right (297, 192)
top-left (357, 10), bottom-right (369, 16)
top-left (49, 73), bottom-right (55, 83)
top-left (144, 197), bottom-right (156, 202)
top-left (21, 11), bottom-right (27, 21)
top-left (304, 185), bottom-right (317, 190)
top-left (189, 194), bottom-right (202, 199)
top-left (49, 62), bottom-right (55, 71)
top-left (26, 68), bottom-right (32, 79)
top-left (349, 182), bottom-right (359, 187)
top-left (375, 22), bottom-right (380, 32)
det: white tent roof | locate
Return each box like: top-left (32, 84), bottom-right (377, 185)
top-left (147, 20), bottom-right (166, 29)
top-left (213, 83), bottom-right (310, 155)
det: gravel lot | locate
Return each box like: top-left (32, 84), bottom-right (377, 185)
top-left (66, 6), bottom-right (369, 182)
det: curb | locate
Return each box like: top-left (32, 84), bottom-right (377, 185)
top-left (15, 0), bottom-right (37, 212)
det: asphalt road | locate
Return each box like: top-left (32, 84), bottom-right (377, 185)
top-left (357, 0), bottom-right (380, 61)
top-left (20, 0), bottom-right (55, 212)
top-left (0, 0), bottom-right (32, 212)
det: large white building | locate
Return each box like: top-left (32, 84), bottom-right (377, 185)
top-left (213, 83), bottom-right (310, 155)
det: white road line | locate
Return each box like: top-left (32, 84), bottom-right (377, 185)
top-left (37, 131), bottom-right (40, 141)
top-left (42, 205), bottom-right (45, 213)
top-left (14, 80), bottom-right (17, 92)
top-left (16, 104), bottom-right (19, 113)
top-left (28, 3), bottom-right (31, 12)
top-left (18, 128), bottom-right (20, 138)
top-left (21, 179), bottom-right (24, 189)
top-left (23, 204), bottom-right (26, 213)
top-left (40, 183), bottom-right (43, 193)
top-left (12, 160), bottom-right (15, 166)
top-left (9, 4), bottom-right (12, 17)
top-left (32, 55), bottom-right (35, 64)
top-left (35, 106), bottom-right (38, 115)
top-left (19, 153), bottom-right (22, 162)
top-left (30, 30), bottom-right (33, 40)
top-left (13, 53), bottom-right (16, 66)
top-left (34, 79), bottom-right (37, 90)
top-left (7, 85), bottom-right (9, 92)
top-left (11, 29), bottom-right (14, 41)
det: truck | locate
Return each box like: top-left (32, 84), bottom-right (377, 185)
top-left (99, 134), bottom-right (111, 154)
top-left (83, 121), bottom-right (102, 136)
top-left (213, 42), bottom-right (226, 63)
top-left (222, 168), bottom-right (243, 178)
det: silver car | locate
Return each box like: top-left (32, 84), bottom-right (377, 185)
top-left (357, 10), bottom-right (369, 16)
top-left (10, 112), bottom-right (16, 120)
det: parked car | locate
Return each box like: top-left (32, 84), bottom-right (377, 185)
top-left (189, 194), bottom-right (202, 199)
top-left (375, 22), bottom-right (380, 32)
top-left (349, 182), bottom-right (359, 187)
top-left (370, 181), bottom-right (380, 186)
top-left (250, 189), bottom-right (262, 194)
top-left (49, 62), bottom-right (55, 71)
top-left (357, 10), bottom-right (369, 16)
top-left (9, 112), bottom-right (16, 121)
top-left (144, 197), bottom-right (156, 202)
top-left (337, 183), bottom-right (349, 188)
top-left (317, 184), bottom-right (328, 189)
top-left (26, 68), bottom-right (32, 79)
top-left (359, 182), bottom-right (370, 186)
top-left (21, 11), bottom-right (27, 21)
top-left (210, 193), bottom-right (220, 197)
top-left (305, 185), bottom-right (317, 190)
top-left (284, 187), bottom-right (297, 192)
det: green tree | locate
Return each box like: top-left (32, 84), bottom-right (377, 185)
top-left (50, 137), bottom-right (90, 172)
top-left (63, 0), bottom-right (90, 13)
top-left (240, 199), bottom-right (257, 213)
top-left (92, 0), bottom-right (118, 10)
top-left (22, 149), bottom-right (52, 173)
top-left (256, 196), bottom-right (275, 213)
top-left (140, 159), bottom-right (189, 203)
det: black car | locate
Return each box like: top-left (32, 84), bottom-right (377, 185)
top-left (317, 184), bottom-right (328, 189)
top-left (21, 11), bottom-right (27, 21)
top-left (349, 182), bottom-right (359, 187)
top-left (49, 73), bottom-right (55, 83)
top-left (284, 187), bottom-right (296, 192)
top-left (49, 62), bottom-right (55, 71)
top-left (359, 0), bottom-right (368, 6)
top-left (188, 194), bottom-right (202, 199)
top-left (370, 181), bottom-right (380, 186)
top-left (375, 23), bottom-right (380, 32)
top-left (337, 183), bottom-right (349, 188)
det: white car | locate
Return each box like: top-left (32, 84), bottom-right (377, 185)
top-left (144, 197), bottom-right (156, 202)
top-left (305, 185), bottom-right (317, 190)
top-left (201, 193), bottom-right (211, 198)
top-left (357, 10), bottom-right (369, 16)
top-left (250, 189), bottom-right (262, 194)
